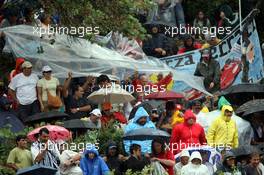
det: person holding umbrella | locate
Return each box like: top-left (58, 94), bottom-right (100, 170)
top-left (124, 106), bottom-right (156, 154)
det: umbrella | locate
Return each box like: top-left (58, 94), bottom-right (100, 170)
top-left (242, 105), bottom-right (264, 117)
top-left (24, 111), bottom-right (69, 123)
top-left (16, 165), bottom-right (57, 175)
top-left (235, 99), bottom-right (264, 115)
top-left (63, 119), bottom-right (98, 129)
top-left (27, 125), bottom-right (71, 142)
top-left (0, 112), bottom-right (24, 132)
top-left (221, 83), bottom-right (264, 106)
top-left (123, 128), bottom-right (170, 141)
top-left (128, 100), bottom-right (165, 120)
top-left (87, 85), bottom-right (135, 104)
top-left (145, 91), bottom-right (184, 100)
top-left (231, 145), bottom-right (262, 157)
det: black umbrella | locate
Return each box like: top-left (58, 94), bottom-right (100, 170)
top-left (231, 145), bottom-right (262, 157)
top-left (236, 99), bottom-right (264, 115)
top-left (16, 165), bottom-right (57, 175)
top-left (0, 112), bottom-right (24, 132)
top-left (24, 111), bottom-right (69, 123)
top-left (242, 105), bottom-right (264, 117)
top-left (63, 119), bottom-right (98, 129)
top-left (123, 128), bottom-right (170, 141)
top-left (221, 84), bottom-right (264, 106)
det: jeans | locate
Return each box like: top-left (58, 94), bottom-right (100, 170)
top-left (18, 100), bottom-right (40, 123)
top-left (174, 3), bottom-right (185, 27)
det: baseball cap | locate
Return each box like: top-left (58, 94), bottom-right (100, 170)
top-left (21, 61), bottom-right (32, 69)
top-left (102, 102), bottom-right (112, 111)
top-left (42, 65), bottom-right (52, 72)
top-left (90, 109), bottom-right (102, 117)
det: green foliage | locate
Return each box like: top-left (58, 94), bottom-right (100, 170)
top-left (0, 166), bottom-right (16, 175)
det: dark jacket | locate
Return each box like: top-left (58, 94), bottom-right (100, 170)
top-left (194, 58), bottom-right (221, 93)
top-left (123, 156), bottom-right (150, 173)
top-left (105, 142), bottom-right (124, 175)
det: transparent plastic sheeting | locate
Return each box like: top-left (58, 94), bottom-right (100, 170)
top-left (197, 110), bottom-right (254, 146)
top-left (1, 25), bottom-right (211, 96)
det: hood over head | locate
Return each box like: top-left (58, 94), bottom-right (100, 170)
top-left (15, 58), bottom-right (25, 71)
top-left (105, 141), bottom-right (119, 157)
top-left (184, 110), bottom-right (196, 124)
top-left (84, 145), bottom-right (99, 158)
top-left (221, 105), bottom-right (233, 122)
top-left (133, 107), bottom-right (150, 123)
top-left (180, 150), bottom-right (190, 158)
top-left (190, 151), bottom-right (202, 162)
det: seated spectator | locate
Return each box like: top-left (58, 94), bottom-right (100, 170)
top-left (200, 150), bottom-right (214, 175)
top-left (250, 114), bottom-right (264, 145)
top-left (58, 140), bottom-right (82, 175)
top-left (194, 48), bottom-right (221, 93)
top-left (86, 108), bottom-right (102, 129)
top-left (0, 95), bottom-right (11, 112)
top-left (101, 102), bottom-right (127, 127)
top-left (123, 144), bottom-right (150, 173)
top-left (7, 135), bottom-right (32, 171)
top-left (202, 34), bottom-right (221, 49)
top-left (244, 152), bottom-right (264, 175)
top-left (143, 25), bottom-right (169, 58)
top-left (124, 107), bottom-right (156, 154)
top-left (181, 151), bottom-right (210, 174)
top-left (150, 137), bottom-right (175, 175)
top-left (80, 145), bottom-right (110, 175)
top-left (63, 72), bottom-right (92, 119)
top-left (103, 142), bottom-right (125, 175)
top-left (174, 150), bottom-right (190, 175)
top-left (177, 35), bottom-right (202, 54)
top-left (0, 9), bottom-right (18, 28)
top-left (215, 151), bottom-right (245, 175)
top-left (193, 11), bottom-right (211, 40)
top-left (37, 65), bottom-right (61, 112)
top-left (31, 128), bottom-right (61, 174)
top-left (8, 61), bottom-right (40, 123)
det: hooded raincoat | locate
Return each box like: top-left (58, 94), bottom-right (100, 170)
top-left (124, 107), bottom-right (156, 154)
top-left (80, 146), bottom-right (110, 175)
top-left (207, 105), bottom-right (239, 148)
top-left (170, 110), bottom-right (207, 155)
top-left (9, 58), bottom-right (25, 81)
top-left (181, 151), bottom-right (210, 175)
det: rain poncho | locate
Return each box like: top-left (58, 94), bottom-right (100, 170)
top-left (171, 110), bottom-right (184, 127)
top-left (207, 105), bottom-right (239, 148)
top-left (124, 107), bottom-right (156, 154)
top-left (170, 110), bottom-right (207, 154)
top-left (180, 151), bottom-right (210, 175)
top-left (80, 146), bottom-right (110, 175)
top-left (9, 57), bottom-right (24, 80)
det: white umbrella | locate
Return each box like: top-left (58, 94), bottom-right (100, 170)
top-left (87, 84), bottom-right (135, 104)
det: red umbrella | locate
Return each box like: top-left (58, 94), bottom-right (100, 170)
top-left (27, 125), bottom-right (71, 142)
top-left (145, 91), bottom-right (184, 100)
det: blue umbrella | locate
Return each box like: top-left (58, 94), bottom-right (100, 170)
top-left (0, 112), bottom-right (24, 132)
top-left (16, 165), bottom-right (57, 175)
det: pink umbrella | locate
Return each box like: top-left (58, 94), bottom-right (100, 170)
top-left (27, 125), bottom-right (71, 142)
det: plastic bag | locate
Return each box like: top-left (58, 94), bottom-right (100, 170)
top-left (151, 161), bottom-right (169, 175)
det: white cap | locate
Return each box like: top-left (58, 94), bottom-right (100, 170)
top-left (90, 109), bottom-right (102, 117)
top-left (21, 61), bottom-right (32, 68)
top-left (180, 150), bottom-right (190, 158)
top-left (42, 65), bottom-right (52, 72)
top-left (190, 151), bottom-right (202, 161)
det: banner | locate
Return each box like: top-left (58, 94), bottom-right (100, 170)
top-left (161, 12), bottom-right (263, 93)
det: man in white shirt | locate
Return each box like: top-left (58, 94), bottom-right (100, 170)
top-left (8, 61), bottom-right (40, 122)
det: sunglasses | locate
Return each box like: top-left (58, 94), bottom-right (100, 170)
top-left (43, 71), bottom-right (52, 73)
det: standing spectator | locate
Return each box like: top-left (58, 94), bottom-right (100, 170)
top-left (8, 61), bottom-right (40, 123)
top-left (194, 48), bottom-right (221, 93)
top-left (86, 108), bottom-right (102, 129)
top-left (9, 57), bottom-right (25, 81)
top-left (37, 65), bottom-right (61, 112)
top-left (150, 137), bottom-right (175, 175)
top-left (244, 152), bottom-right (264, 175)
top-left (63, 72), bottom-right (92, 119)
top-left (123, 144), bottom-right (150, 173)
top-left (80, 145), bottom-right (110, 175)
top-left (215, 151), bottom-right (245, 175)
top-left (207, 105), bottom-right (239, 149)
top-left (143, 25), bottom-right (169, 58)
top-left (177, 35), bottom-right (202, 54)
top-left (170, 110), bottom-right (207, 155)
top-left (124, 107), bottom-right (156, 154)
top-left (7, 135), bottom-right (32, 171)
top-left (193, 11), bottom-right (211, 40)
top-left (181, 151), bottom-right (210, 175)
top-left (103, 142), bottom-right (125, 175)
top-left (174, 150), bottom-right (190, 175)
top-left (101, 102), bottom-right (127, 127)
top-left (31, 128), bottom-right (60, 174)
